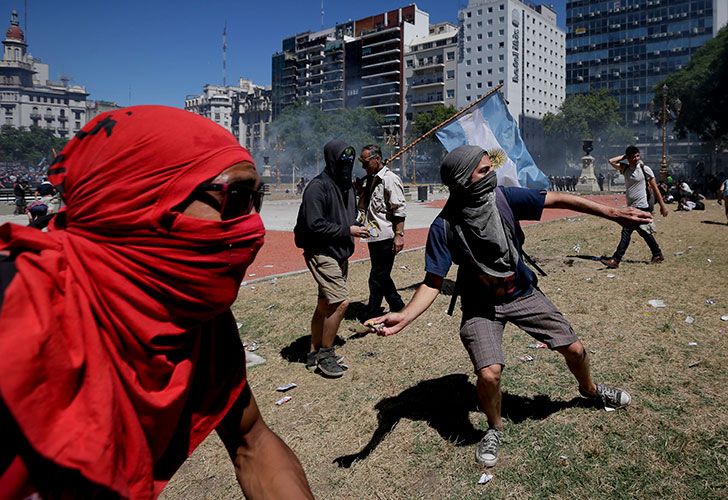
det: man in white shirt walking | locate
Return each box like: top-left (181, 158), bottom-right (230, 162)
top-left (356, 145), bottom-right (407, 320)
top-left (601, 145), bottom-right (668, 269)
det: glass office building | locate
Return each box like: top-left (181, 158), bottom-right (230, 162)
top-left (566, 0), bottom-right (727, 171)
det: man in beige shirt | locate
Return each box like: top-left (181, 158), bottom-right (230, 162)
top-left (356, 144), bottom-right (407, 320)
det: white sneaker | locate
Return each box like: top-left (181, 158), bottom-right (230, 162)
top-left (475, 428), bottom-right (503, 466)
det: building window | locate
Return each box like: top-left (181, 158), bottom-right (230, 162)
top-left (447, 89), bottom-right (455, 98)
top-left (466, 71), bottom-right (471, 77)
top-left (447, 51), bottom-right (455, 60)
top-left (477, 82), bottom-right (482, 88)
top-left (447, 70), bottom-right (455, 79)
top-left (466, 83), bottom-right (471, 90)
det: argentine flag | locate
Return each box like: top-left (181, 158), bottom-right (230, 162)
top-left (435, 91), bottom-right (549, 189)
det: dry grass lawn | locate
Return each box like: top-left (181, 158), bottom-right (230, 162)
top-left (162, 202), bottom-right (728, 499)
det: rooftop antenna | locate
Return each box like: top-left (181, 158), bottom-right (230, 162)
top-left (321, 0), bottom-right (324, 28)
top-left (59, 74), bottom-right (70, 87)
top-left (222, 21), bottom-right (227, 87)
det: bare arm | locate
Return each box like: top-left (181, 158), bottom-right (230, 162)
top-left (608, 154), bottom-right (626, 172)
top-left (217, 385), bottom-right (313, 499)
top-left (544, 192), bottom-right (653, 226)
top-left (392, 217), bottom-right (405, 253)
top-left (648, 176), bottom-right (669, 217)
top-left (368, 273), bottom-right (443, 336)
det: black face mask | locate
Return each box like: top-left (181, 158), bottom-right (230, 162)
top-left (333, 146), bottom-right (355, 188)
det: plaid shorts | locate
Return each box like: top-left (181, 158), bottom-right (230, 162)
top-left (459, 288), bottom-right (579, 371)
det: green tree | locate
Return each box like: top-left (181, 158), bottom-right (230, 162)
top-left (652, 25), bottom-right (728, 169)
top-left (267, 104), bottom-right (383, 177)
top-left (410, 104), bottom-right (458, 138)
top-left (542, 90), bottom-right (630, 165)
top-left (402, 105), bottom-right (458, 182)
top-left (0, 125), bottom-right (67, 166)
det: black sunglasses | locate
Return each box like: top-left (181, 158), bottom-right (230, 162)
top-left (195, 181), bottom-right (265, 219)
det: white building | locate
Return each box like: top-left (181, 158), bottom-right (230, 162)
top-left (0, 10), bottom-right (88, 139)
top-left (457, 0), bottom-right (565, 159)
top-left (184, 78), bottom-right (272, 153)
top-left (403, 22), bottom-right (460, 138)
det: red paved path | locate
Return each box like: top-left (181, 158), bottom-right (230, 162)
top-left (245, 194), bottom-right (625, 281)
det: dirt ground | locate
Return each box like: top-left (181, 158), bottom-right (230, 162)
top-left (162, 202), bottom-right (727, 499)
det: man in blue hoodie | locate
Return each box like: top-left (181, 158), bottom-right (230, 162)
top-left (294, 140), bottom-right (368, 378)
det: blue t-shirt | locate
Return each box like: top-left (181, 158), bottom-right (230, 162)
top-left (425, 187), bottom-right (546, 308)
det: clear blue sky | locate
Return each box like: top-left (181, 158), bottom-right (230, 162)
top-left (12, 0), bottom-right (565, 107)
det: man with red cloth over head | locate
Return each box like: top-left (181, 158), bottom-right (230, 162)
top-left (0, 106), bottom-right (313, 499)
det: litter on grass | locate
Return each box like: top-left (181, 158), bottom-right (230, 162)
top-left (705, 298), bottom-right (716, 305)
top-left (246, 341), bottom-right (259, 352)
top-left (688, 360), bottom-right (702, 368)
top-left (606, 273), bottom-right (616, 279)
top-left (688, 342), bottom-right (698, 346)
top-left (275, 396), bottom-right (292, 406)
top-left (721, 315), bottom-right (728, 321)
top-left (674, 251), bottom-right (684, 256)
top-left (519, 355), bottom-right (535, 362)
top-left (528, 342), bottom-right (548, 349)
top-left (263, 264), bottom-right (274, 268)
top-left (685, 315), bottom-right (695, 324)
top-left (478, 473), bottom-right (493, 485)
top-left (648, 299), bottom-right (666, 308)
top-left (276, 383), bottom-right (297, 392)
top-left (572, 244), bottom-right (581, 253)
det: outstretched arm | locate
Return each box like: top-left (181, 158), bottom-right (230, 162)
top-left (368, 273), bottom-right (442, 336)
top-left (217, 385), bottom-right (313, 499)
top-left (544, 192), bottom-right (653, 227)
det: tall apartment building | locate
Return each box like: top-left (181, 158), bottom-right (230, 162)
top-left (271, 5), bottom-right (429, 143)
top-left (457, 0), bottom-right (566, 161)
top-left (566, 0), bottom-right (728, 168)
top-left (403, 22), bottom-right (460, 138)
top-left (0, 10), bottom-right (89, 139)
top-left (184, 78), bottom-right (272, 153)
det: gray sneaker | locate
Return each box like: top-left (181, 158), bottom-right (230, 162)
top-left (305, 351), bottom-right (318, 371)
top-left (306, 349), bottom-right (347, 371)
top-left (580, 383), bottom-right (631, 409)
top-left (317, 347), bottom-right (345, 378)
top-left (475, 428), bottom-right (503, 467)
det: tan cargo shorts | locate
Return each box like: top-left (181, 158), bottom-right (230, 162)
top-left (305, 254), bottom-right (349, 304)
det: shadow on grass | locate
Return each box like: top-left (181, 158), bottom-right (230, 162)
top-left (280, 335), bottom-right (346, 364)
top-left (701, 220), bottom-right (728, 226)
top-left (333, 373), bottom-right (589, 468)
top-left (399, 278), bottom-right (456, 296)
top-left (566, 254), bottom-right (648, 265)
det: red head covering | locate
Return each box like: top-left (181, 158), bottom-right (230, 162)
top-left (0, 106), bottom-right (265, 498)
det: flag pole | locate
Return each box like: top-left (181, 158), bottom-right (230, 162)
top-left (386, 83), bottom-right (503, 165)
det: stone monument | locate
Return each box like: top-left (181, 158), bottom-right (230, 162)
top-left (577, 139), bottom-right (599, 193)
top-left (259, 156), bottom-right (275, 185)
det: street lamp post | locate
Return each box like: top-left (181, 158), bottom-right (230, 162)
top-left (659, 84), bottom-right (669, 182)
